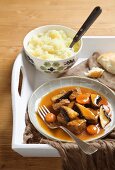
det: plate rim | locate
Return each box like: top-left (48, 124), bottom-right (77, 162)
top-left (28, 76), bottom-right (115, 143)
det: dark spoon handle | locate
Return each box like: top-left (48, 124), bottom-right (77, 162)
top-left (70, 6), bottom-right (102, 48)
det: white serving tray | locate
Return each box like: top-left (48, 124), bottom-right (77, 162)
top-left (11, 36), bottom-right (115, 157)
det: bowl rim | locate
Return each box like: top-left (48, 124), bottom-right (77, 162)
top-left (28, 76), bottom-right (115, 142)
top-left (23, 24), bottom-right (83, 62)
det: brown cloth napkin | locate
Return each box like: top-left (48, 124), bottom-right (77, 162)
top-left (23, 52), bottom-right (115, 170)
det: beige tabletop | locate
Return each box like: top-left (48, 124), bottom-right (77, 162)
top-left (0, 0), bottom-right (115, 169)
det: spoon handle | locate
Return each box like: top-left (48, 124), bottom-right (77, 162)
top-left (60, 126), bottom-right (98, 155)
top-left (70, 6), bottom-right (102, 48)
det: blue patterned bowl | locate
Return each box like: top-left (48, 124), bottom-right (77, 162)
top-left (23, 25), bottom-right (83, 74)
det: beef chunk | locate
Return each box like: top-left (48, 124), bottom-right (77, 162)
top-left (67, 119), bottom-right (86, 134)
top-left (69, 89), bottom-right (78, 100)
top-left (57, 106), bottom-right (79, 125)
top-left (69, 88), bottom-right (82, 101)
top-left (57, 113), bottom-right (68, 125)
top-left (52, 99), bottom-right (70, 111)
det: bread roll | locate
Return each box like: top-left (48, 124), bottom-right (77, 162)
top-left (85, 67), bottom-right (104, 78)
top-left (97, 53), bottom-right (115, 74)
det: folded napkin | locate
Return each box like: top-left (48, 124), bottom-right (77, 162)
top-left (23, 52), bottom-right (115, 170)
top-left (62, 52), bottom-right (115, 91)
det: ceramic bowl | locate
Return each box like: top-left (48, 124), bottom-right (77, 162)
top-left (28, 76), bottom-right (115, 142)
top-left (23, 25), bottom-right (82, 74)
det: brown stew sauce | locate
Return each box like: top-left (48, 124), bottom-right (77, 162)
top-left (36, 86), bottom-right (109, 141)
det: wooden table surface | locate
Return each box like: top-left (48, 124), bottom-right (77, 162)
top-left (0, 0), bottom-right (115, 169)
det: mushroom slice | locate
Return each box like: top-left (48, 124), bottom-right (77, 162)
top-left (88, 108), bottom-right (100, 116)
top-left (99, 105), bottom-right (111, 128)
top-left (51, 93), bottom-right (66, 103)
top-left (74, 103), bottom-right (98, 124)
top-left (60, 106), bottom-right (79, 120)
top-left (91, 94), bottom-right (102, 108)
top-left (103, 105), bottom-right (110, 114)
top-left (51, 90), bottom-right (73, 102)
top-left (68, 101), bottom-right (75, 109)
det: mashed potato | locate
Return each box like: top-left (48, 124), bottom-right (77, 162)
top-left (27, 30), bottom-right (79, 60)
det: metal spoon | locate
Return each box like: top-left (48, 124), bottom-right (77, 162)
top-left (69, 6), bottom-right (102, 48)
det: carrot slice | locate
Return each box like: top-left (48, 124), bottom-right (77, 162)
top-left (45, 113), bottom-right (56, 123)
top-left (76, 93), bottom-right (90, 105)
top-left (86, 125), bottom-right (99, 135)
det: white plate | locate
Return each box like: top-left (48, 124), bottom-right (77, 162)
top-left (28, 76), bottom-right (115, 142)
top-left (11, 36), bottom-right (115, 157)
